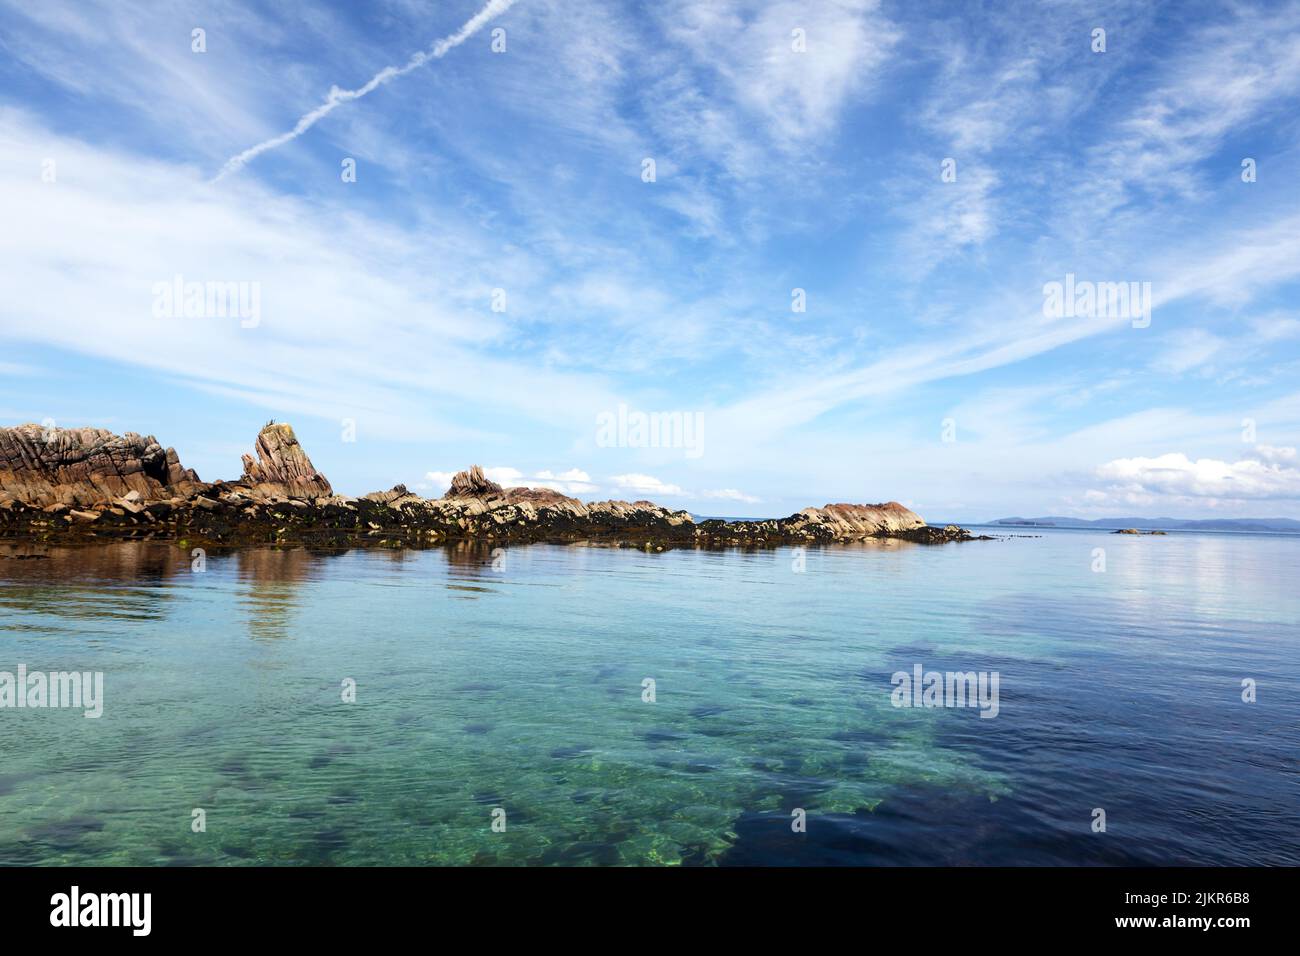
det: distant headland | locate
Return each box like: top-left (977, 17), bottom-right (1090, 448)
top-left (991, 515), bottom-right (1300, 534)
top-left (0, 423), bottom-right (976, 549)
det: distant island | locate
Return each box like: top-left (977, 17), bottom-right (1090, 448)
top-left (991, 515), bottom-right (1300, 534)
top-left (0, 422), bottom-right (977, 549)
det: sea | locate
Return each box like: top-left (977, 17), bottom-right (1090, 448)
top-left (0, 527), bottom-right (1296, 865)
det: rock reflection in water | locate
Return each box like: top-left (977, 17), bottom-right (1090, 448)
top-left (235, 548), bottom-right (333, 642)
top-left (0, 541), bottom-right (184, 622)
top-left (443, 539), bottom-right (500, 581)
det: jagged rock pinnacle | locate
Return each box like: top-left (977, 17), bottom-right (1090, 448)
top-left (444, 464), bottom-right (503, 499)
top-left (240, 422), bottom-right (332, 499)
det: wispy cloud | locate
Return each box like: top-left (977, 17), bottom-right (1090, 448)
top-left (654, 0), bottom-right (899, 146)
top-left (1076, 2), bottom-right (1300, 220)
top-left (214, 0), bottom-right (517, 180)
top-left (5, 0), bottom-right (1300, 517)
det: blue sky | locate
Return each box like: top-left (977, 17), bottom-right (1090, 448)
top-left (2, 0), bottom-right (1299, 521)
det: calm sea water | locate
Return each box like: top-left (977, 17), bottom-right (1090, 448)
top-left (1, 530), bottom-right (1296, 866)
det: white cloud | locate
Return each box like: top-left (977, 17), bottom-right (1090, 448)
top-left (426, 468), bottom-right (757, 504)
top-left (482, 466), bottom-right (525, 487)
top-left (656, 0), bottom-right (899, 145)
top-left (897, 165), bottom-right (999, 276)
top-left (702, 207), bottom-right (1300, 459)
top-left (424, 471), bottom-right (458, 493)
top-left (1256, 445), bottom-right (1298, 465)
top-left (7, 2), bottom-right (1300, 520)
top-left (424, 466), bottom-right (597, 496)
top-left (1250, 313), bottom-right (1300, 342)
top-left (610, 473), bottom-right (685, 498)
top-left (1090, 447), bottom-right (1300, 502)
top-left (0, 0), bottom-right (311, 165)
top-left (699, 488), bottom-right (761, 504)
top-left (523, 468), bottom-right (598, 495)
top-left (0, 108), bottom-right (628, 445)
top-left (1079, 3), bottom-right (1300, 220)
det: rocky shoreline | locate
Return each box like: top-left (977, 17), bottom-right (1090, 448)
top-left (0, 423), bottom-right (979, 550)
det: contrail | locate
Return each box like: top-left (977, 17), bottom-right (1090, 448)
top-left (214, 0), bottom-right (516, 181)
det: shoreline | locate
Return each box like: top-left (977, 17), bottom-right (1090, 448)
top-left (1, 423), bottom-right (982, 550)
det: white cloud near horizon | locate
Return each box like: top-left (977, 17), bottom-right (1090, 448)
top-left (698, 488), bottom-right (761, 504)
top-left (1090, 446), bottom-right (1300, 504)
top-left (484, 466), bottom-right (598, 495)
top-left (609, 475), bottom-right (760, 504)
top-left (420, 467), bottom-right (760, 505)
top-left (424, 466), bottom-right (598, 496)
top-left (610, 474), bottom-right (686, 498)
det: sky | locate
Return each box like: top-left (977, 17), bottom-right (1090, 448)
top-left (1, 0), bottom-right (1299, 522)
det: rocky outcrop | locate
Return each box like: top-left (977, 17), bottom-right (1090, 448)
top-left (0, 424), bottom-right (201, 508)
top-left (239, 423), bottom-right (332, 499)
top-left (792, 502), bottom-right (926, 538)
top-left (445, 465), bottom-right (502, 499)
top-left (425, 470), bottom-right (694, 538)
top-left (691, 503), bottom-right (965, 546)
top-left (0, 424), bottom-right (978, 549)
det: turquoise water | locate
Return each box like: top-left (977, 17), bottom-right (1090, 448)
top-left (0, 531), bottom-right (1296, 865)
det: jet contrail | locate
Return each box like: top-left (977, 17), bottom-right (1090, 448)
top-left (214, 0), bottom-right (517, 181)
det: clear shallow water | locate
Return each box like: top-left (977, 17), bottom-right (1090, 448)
top-left (0, 531), bottom-right (1296, 866)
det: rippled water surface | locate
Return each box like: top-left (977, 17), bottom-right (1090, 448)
top-left (1, 530), bottom-right (1296, 865)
